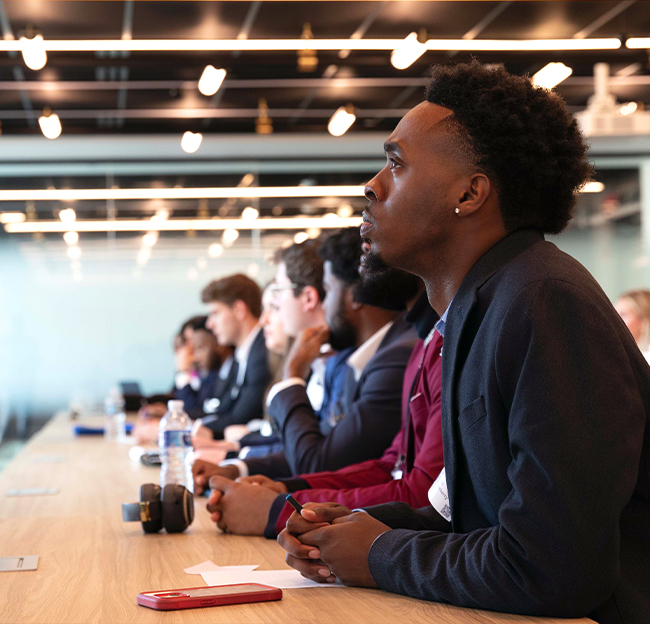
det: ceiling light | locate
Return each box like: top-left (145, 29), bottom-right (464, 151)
top-left (0, 212), bottom-right (26, 224)
top-left (293, 232), bottom-right (309, 244)
top-left (0, 186), bottom-right (365, 202)
top-left (181, 131), bottom-right (202, 153)
top-left (208, 243), bottom-right (224, 258)
top-left (197, 257), bottom-right (208, 270)
top-left (298, 23), bottom-right (318, 73)
top-left (337, 203), bottom-right (353, 218)
top-left (198, 65), bottom-right (226, 96)
top-left (426, 38), bottom-right (620, 52)
top-left (619, 102), bottom-right (638, 116)
top-left (322, 212), bottom-right (340, 224)
top-left (0, 38), bottom-right (622, 53)
top-left (67, 245), bottom-right (81, 259)
top-left (59, 208), bottom-right (76, 223)
top-left (306, 227), bottom-right (321, 238)
top-left (626, 38), bottom-right (650, 50)
top-left (137, 248), bottom-right (151, 266)
top-left (391, 33), bottom-right (427, 70)
top-left (241, 206), bottom-right (259, 221)
top-left (222, 228), bottom-right (239, 245)
top-left (328, 105), bottom-right (356, 137)
top-left (532, 63), bottom-right (573, 89)
top-left (256, 98), bottom-right (273, 134)
top-left (580, 181), bottom-right (605, 193)
top-left (151, 209), bottom-right (170, 223)
top-left (142, 231), bottom-right (159, 247)
top-left (4, 215), bottom-right (363, 234)
top-left (63, 231), bottom-right (79, 245)
top-left (239, 173), bottom-right (255, 187)
top-left (38, 109), bottom-right (62, 139)
top-left (19, 34), bottom-right (47, 70)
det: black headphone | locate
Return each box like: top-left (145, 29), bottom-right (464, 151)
top-left (122, 484), bottom-right (194, 533)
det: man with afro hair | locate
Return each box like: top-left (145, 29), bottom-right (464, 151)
top-left (279, 61), bottom-right (650, 624)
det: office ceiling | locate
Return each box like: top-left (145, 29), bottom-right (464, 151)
top-left (0, 1), bottom-right (648, 240)
top-left (0, 0), bottom-right (649, 136)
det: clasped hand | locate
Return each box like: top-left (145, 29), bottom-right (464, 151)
top-left (277, 502), bottom-right (390, 588)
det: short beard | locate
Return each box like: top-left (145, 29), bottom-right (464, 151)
top-left (328, 322), bottom-right (357, 352)
top-left (361, 249), bottom-right (391, 279)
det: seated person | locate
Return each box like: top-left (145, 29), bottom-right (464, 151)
top-left (175, 316), bottom-right (232, 412)
top-left (194, 227), bottom-right (420, 490)
top-left (187, 274), bottom-right (271, 440)
top-left (278, 62), bottom-right (650, 623)
top-left (615, 289), bottom-right (650, 362)
top-left (135, 315), bottom-right (209, 440)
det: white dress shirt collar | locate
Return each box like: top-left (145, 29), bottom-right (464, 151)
top-left (346, 321), bottom-right (393, 382)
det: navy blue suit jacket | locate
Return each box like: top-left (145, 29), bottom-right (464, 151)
top-left (366, 229), bottom-right (650, 623)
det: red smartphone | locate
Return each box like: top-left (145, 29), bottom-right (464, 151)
top-left (137, 583), bottom-right (282, 611)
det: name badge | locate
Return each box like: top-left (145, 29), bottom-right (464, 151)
top-left (428, 467), bottom-right (451, 522)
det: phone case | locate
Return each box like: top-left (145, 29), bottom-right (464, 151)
top-left (137, 583), bottom-right (283, 610)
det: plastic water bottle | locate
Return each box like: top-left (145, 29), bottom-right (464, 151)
top-left (104, 388), bottom-right (126, 442)
top-left (159, 400), bottom-right (193, 492)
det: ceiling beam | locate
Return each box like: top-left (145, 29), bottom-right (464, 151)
top-left (0, 77), bottom-right (431, 90)
top-left (0, 107), bottom-right (411, 120)
top-left (573, 0), bottom-right (636, 39)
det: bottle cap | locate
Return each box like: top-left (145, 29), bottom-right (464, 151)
top-left (167, 399), bottom-right (185, 412)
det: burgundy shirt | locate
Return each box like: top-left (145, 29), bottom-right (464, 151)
top-left (268, 331), bottom-right (444, 537)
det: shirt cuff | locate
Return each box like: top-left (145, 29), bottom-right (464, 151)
top-left (175, 371), bottom-right (191, 390)
top-left (266, 378), bottom-right (306, 407)
top-left (218, 458), bottom-right (249, 478)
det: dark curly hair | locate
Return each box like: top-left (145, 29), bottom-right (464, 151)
top-left (425, 61), bottom-right (593, 234)
top-left (320, 227), bottom-right (420, 311)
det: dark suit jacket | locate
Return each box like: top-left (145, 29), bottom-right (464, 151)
top-left (174, 369), bottom-right (220, 413)
top-left (365, 229), bottom-right (650, 623)
top-left (200, 329), bottom-right (271, 438)
top-left (246, 316), bottom-right (417, 480)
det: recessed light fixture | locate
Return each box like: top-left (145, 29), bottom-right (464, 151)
top-left (241, 206), bottom-right (259, 221)
top-left (38, 109), bottom-right (62, 139)
top-left (391, 33), bottom-right (426, 70)
top-left (198, 65), bottom-right (226, 96)
top-left (67, 245), bottom-right (81, 259)
top-left (63, 231), bottom-right (79, 245)
top-left (328, 105), bottom-right (356, 137)
top-left (222, 228), bottom-right (240, 245)
top-left (59, 208), bottom-right (76, 223)
top-left (19, 33), bottom-right (47, 70)
top-left (208, 243), bottom-right (224, 258)
top-left (181, 131), bottom-right (203, 153)
top-left (142, 231), bottom-right (159, 247)
top-left (532, 63), bottom-right (573, 89)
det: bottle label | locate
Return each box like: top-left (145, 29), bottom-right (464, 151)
top-left (163, 431), bottom-right (191, 448)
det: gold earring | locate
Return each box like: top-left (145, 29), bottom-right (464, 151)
top-left (455, 208), bottom-right (460, 214)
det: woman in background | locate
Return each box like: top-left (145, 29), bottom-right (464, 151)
top-left (615, 289), bottom-right (650, 362)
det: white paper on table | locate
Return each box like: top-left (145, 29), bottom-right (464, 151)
top-left (184, 560), bottom-right (259, 574)
top-left (201, 569), bottom-right (344, 589)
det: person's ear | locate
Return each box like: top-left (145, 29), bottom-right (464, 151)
top-left (298, 285), bottom-right (321, 313)
top-left (346, 287), bottom-right (363, 312)
top-left (232, 299), bottom-right (248, 321)
top-left (454, 173), bottom-right (492, 218)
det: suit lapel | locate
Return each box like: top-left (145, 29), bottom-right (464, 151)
top-left (441, 229), bottom-right (544, 526)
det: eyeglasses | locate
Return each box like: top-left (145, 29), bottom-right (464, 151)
top-left (268, 282), bottom-right (298, 294)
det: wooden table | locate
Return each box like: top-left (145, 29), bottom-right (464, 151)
top-left (0, 413), bottom-right (593, 624)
